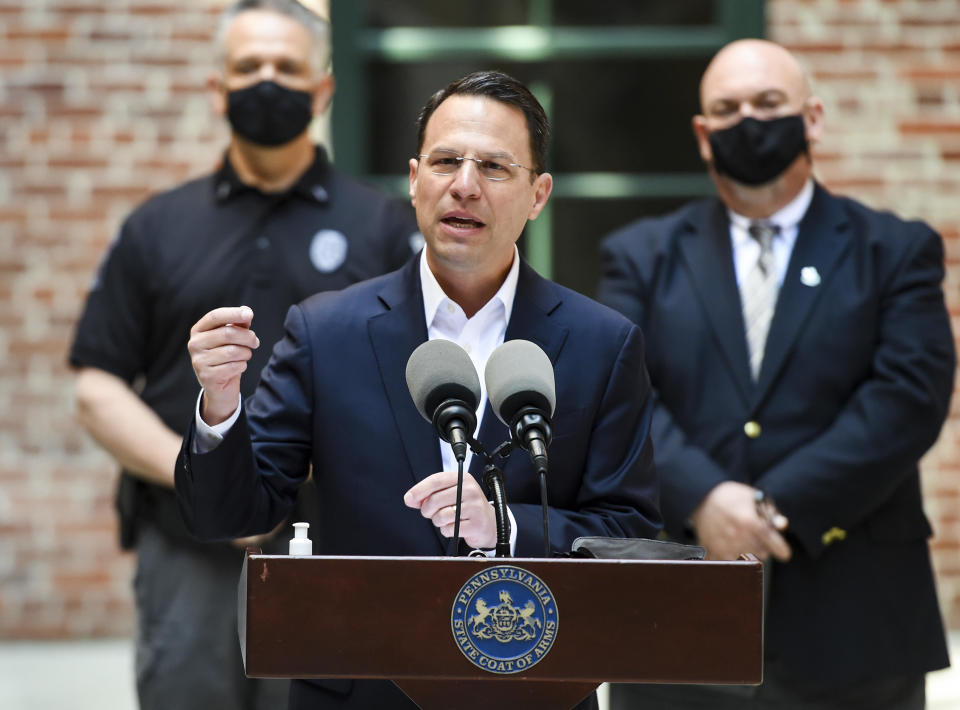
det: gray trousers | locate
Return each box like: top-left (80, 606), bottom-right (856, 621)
top-left (134, 522), bottom-right (289, 710)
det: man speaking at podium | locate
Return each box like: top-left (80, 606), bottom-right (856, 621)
top-left (175, 70), bottom-right (661, 709)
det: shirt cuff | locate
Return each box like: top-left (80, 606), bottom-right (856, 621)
top-left (192, 390), bottom-right (242, 454)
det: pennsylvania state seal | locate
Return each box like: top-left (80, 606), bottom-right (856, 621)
top-left (451, 566), bottom-right (558, 674)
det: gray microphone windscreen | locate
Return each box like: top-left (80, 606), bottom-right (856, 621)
top-left (484, 340), bottom-right (556, 425)
top-left (405, 339), bottom-right (481, 422)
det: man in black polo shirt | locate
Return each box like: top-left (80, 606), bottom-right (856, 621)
top-left (68, 2), bottom-right (418, 709)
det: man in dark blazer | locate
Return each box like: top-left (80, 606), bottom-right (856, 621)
top-left (598, 39), bottom-right (954, 709)
top-left (176, 71), bottom-right (661, 709)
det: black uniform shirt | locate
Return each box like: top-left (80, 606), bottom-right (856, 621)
top-left (69, 146), bottom-right (419, 543)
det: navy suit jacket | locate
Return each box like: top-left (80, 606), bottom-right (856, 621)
top-left (177, 255), bottom-right (661, 708)
top-left (597, 183), bottom-right (954, 691)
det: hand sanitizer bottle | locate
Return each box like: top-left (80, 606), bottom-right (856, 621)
top-left (288, 522), bottom-right (312, 556)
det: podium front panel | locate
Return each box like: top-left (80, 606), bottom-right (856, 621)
top-left (240, 555), bottom-right (762, 685)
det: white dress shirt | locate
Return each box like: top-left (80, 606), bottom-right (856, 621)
top-left (420, 246), bottom-right (518, 474)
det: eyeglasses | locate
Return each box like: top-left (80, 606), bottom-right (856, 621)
top-left (416, 150), bottom-right (535, 182)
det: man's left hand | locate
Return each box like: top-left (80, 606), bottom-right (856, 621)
top-left (404, 471), bottom-right (496, 550)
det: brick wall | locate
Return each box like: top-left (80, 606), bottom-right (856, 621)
top-left (0, 0), bottom-right (957, 639)
top-left (768, 0), bottom-right (960, 628)
top-left (0, 0), bottom-right (227, 637)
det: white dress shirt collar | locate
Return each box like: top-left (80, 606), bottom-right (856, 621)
top-left (419, 246), bottom-right (520, 335)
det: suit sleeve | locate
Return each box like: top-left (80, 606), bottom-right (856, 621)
top-left (510, 321), bottom-right (663, 556)
top-left (596, 232), bottom-right (733, 538)
top-left (756, 224), bottom-right (955, 557)
top-left (175, 305), bottom-right (314, 541)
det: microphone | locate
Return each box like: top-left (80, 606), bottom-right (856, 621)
top-left (405, 339), bottom-right (481, 462)
top-left (485, 339), bottom-right (556, 476)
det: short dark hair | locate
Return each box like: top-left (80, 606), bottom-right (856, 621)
top-left (415, 71), bottom-right (550, 177)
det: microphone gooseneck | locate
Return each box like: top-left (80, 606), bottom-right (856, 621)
top-left (482, 463), bottom-right (512, 558)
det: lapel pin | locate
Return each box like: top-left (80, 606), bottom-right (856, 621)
top-left (800, 266), bottom-right (821, 287)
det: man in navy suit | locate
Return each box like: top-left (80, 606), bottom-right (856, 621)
top-left (176, 70), bottom-right (661, 709)
top-left (598, 39), bottom-right (954, 709)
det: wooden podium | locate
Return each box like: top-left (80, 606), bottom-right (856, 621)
top-left (239, 553), bottom-right (763, 710)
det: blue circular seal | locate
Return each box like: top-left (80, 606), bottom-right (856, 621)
top-left (451, 565), bottom-right (558, 674)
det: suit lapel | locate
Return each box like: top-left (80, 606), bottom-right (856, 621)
top-left (503, 260), bottom-right (570, 369)
top-left (678, 200), bottom-right (754, 404)
top-left (469, 260), bottom-right (569, 480)
top-left (754, 185), bottom-right (851, 400)
top-left (367, 259), bottom-right (447, 551)
top-left (372, 258), bottom-right (568, 549)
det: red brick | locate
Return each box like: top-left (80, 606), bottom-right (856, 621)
top-left (89, 30), bottom-right (137, 42)
top-left (0, 208), bottom-right (28, 223)
top-left (44, 104), bottom-right (103, 119)
top-left (782, 42), bottom-right (848, 54)
top-left (91, 185), bottom-right (155, 201)
top-left (0, 52), bottom-right (26, 67)
top-left (812, 69), bottom-right (879, 81)
top-left (901, 68), bottom-right (960, 81)
top-left (49, 207), bottom-right (108, 221)
top-left (129, 4), bottom-right (175, 15)
top-left (899, 120), bottom-right (960, 136)
top-left (86, 80), bottom-right (147, 94)
top-left (901, 16), bottom-right (960, 28)
top-left (5, 27), bottom-right (71, 42)
top-left (133, 55), bottom-right (193, 67)
top-left (171, 30), bottom-right (213, 42)
top-left (918, 90), bottom-right (945, 107)
top-left (47, 157), bottom-right (110, 170)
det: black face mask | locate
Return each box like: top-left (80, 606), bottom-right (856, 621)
top-left (226, 80), bottom-right (313, 147)
top-left (708, 114), bottom-right (808, 186)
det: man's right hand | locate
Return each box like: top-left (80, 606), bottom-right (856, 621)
top-left (690, 480), bottom-right (791, 562)
top-left (187, 306), bottom-right (259, 425)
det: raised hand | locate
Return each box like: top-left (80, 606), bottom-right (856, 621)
top-left (187, 305), bottom-right (260, 425)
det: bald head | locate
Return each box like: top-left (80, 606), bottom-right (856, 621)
top-left (690, 39), bottom-right (825, 215)
top-left (700, 39), bottom-right (812, 119)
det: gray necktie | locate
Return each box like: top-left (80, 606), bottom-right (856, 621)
top-left (741, 222), bottom-right (780, 380)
